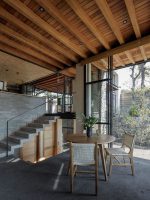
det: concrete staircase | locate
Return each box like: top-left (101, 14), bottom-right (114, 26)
top-left (0, 115), bottom-right (57, 158)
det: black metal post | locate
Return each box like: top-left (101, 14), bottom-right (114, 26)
top-left (84, 65), bottom-right (86, 116)
top-left (107, 57), bottom-right (110, 135)
top-left (6, 120), bottom-right (9, 157)
top-left (109, 56), bottom-right (113, 136)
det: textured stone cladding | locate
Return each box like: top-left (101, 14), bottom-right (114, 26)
top-left (0, 91), bottom-right (46, 140)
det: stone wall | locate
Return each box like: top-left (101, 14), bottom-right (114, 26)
top-left (0, 91), bottom-right (46, 140)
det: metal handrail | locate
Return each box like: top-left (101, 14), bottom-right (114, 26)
top-left (6, 99), bottom-right (50, 156)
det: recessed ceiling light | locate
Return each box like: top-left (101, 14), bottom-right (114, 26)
top-left (39, 7), bottom-right (44, 12)
top-left (123, 20), bottom-right (127, 24)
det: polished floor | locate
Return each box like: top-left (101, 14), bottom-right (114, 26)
top-left (0, 152), bottom-right (149, 200)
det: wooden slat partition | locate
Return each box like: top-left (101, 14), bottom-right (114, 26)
top-left (20, 119), bottom-right (63, 162)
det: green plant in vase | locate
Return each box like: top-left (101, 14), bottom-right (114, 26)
top-left (82, 114), bottom-right (98, 137)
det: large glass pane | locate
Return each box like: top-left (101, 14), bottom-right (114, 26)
top-left (86, 81), bottom-right (107, 123)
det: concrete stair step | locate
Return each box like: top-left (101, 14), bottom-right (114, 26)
top-left (0, 140), bottom-right (20, 151)
top-left (8, 136), bottom-right (21, 144)
top-left (34, 119), bottom-right (50, 124)
top-left (21, 127), bottom-right (37, 133)
top-left (28, 123), bottom-right (43, 128)
top-left (0, 147), bottom-right (13, 158)
top-left (38, 116), bottom-right (56, 121)
top-left (14, 131), bottom-right (30, 138)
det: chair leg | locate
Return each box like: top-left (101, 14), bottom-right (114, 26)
top-left (105, 151), bottom-right (108, 163)
top-left (95, 148), bottom-right (99, 195)
top-left (70, 164), bottom-right (74, 193)
top-left (67, 159), bottom-right (70, 175)
top-left (130, 157), bottom-right (134, 176)
top-left (108, 156), bottom-right (112, 176)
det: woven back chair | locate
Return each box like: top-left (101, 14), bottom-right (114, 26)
top-left (70, 142), bottom-right (99, 195)
top-left (105, 133), bottom-right (135, 177)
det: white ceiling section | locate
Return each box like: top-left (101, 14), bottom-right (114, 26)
top-left (0, 51), bottom-right (52, 84)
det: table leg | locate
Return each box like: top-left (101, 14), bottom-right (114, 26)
top-left (99, 144), bottom-right (107, 181)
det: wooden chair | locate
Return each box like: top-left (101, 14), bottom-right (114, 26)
top-left (70, 142), bottom-right (99, 195)
top-left (105, 134), bottom-right (135, 177)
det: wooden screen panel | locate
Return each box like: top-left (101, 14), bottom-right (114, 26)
top-left (43, 122), bottom-right (57, 158)
top-left (20, 135), bottom-right (37, 163)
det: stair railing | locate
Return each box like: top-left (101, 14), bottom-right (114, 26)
top-left (6, 99), bottom-right (51, 157)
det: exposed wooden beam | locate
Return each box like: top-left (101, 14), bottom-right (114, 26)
top-left (92, 61), bottom-right (106, 70)
top-left (124, 0), bottom-right (147, 61)
top-left (139, 46), bottom-right (147, 61)
top-left (0, 7), bottom-right (78, 63)
top-left (101, 59), bottom-right (108, 68)
top-left (0, 34), bottom-right (58, 71)
top-left (35, 0), bottom-right (98, 54)
top-left (124, 0), bottom-right (141, 38)
top-left (66, 0), bottom-right (127, 67)
top-left (4, 0), bottom-right (87, 58)
top-left (95, 0), bottom-right (124, 44)
top-left (114, 55), bottom-right (125, 67)
top-left (95, 0), bottom-right (134, 64)
top-left (79, 35), bottom-right (150, 65)
top-left (66, 0), bottom-right (110, 49)
top-left (0, 43), bottom-right (56, 72)
top-left (0, 24), bottom-right (68, 68)
top-left (124, 50), bottom-right (135, 64)
top-left (60, 67), bottom-right (76, 77)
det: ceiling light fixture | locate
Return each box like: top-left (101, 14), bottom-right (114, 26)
top-left (39, 7), bottom-right (44, 12)
top-left (123, 19), bottom-right (127, 24)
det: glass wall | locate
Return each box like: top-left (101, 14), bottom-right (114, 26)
top-left (85, 62), bottom-right (113, 134)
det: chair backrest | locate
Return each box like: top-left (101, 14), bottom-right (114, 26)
top-left (122, 134), bottom-right (135, 151)
top-left (70, 143), bottom-right (96, 166)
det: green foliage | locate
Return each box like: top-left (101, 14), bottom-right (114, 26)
top-left (129, 105), bottom-right (139, 117)
top-left (81, 114), bottom-right (98, 128)
top-left (114, 87), bottom-right (150, 147)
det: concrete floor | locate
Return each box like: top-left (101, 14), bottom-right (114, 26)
top-left (0, 152), bottom-right (150, 200)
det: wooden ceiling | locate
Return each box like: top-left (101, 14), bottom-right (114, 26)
top-left (31, 73), bottom-right (72, 94)
top-left (0, 0), bottom-right (150, 78)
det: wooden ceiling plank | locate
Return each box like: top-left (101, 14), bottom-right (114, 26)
top-left (3, 0), bottom-right (87, 58)
top-left (0, 24), bottom-right (68, 68)
top-left (124, 0), bottom-right (147, 61)
top-left (34, 76), bottom-right (64, 85)
top-left (0, 42), bottom-right (56, 72)
top-left (35, 82), bottom-right (64, 88)
top-left (95, 0), bottom-right (134, 64)
top-left (0, 34), bottom-right (57, 71)
top-left (35, 78), bottom-right (65, 87)
top-left (30, 74), bottom-right (65, 85)
top-left (80, 35), bottom-right (150, 65)
top-left (66, 0), bottom-right (110, 50)
top-left (0, 7), bottom-right (78, 62)
top-left (35, 0), bottom-right (98, 54)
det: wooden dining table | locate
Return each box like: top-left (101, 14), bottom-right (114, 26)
top-left (66, 134), bottom-right (115, 181)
